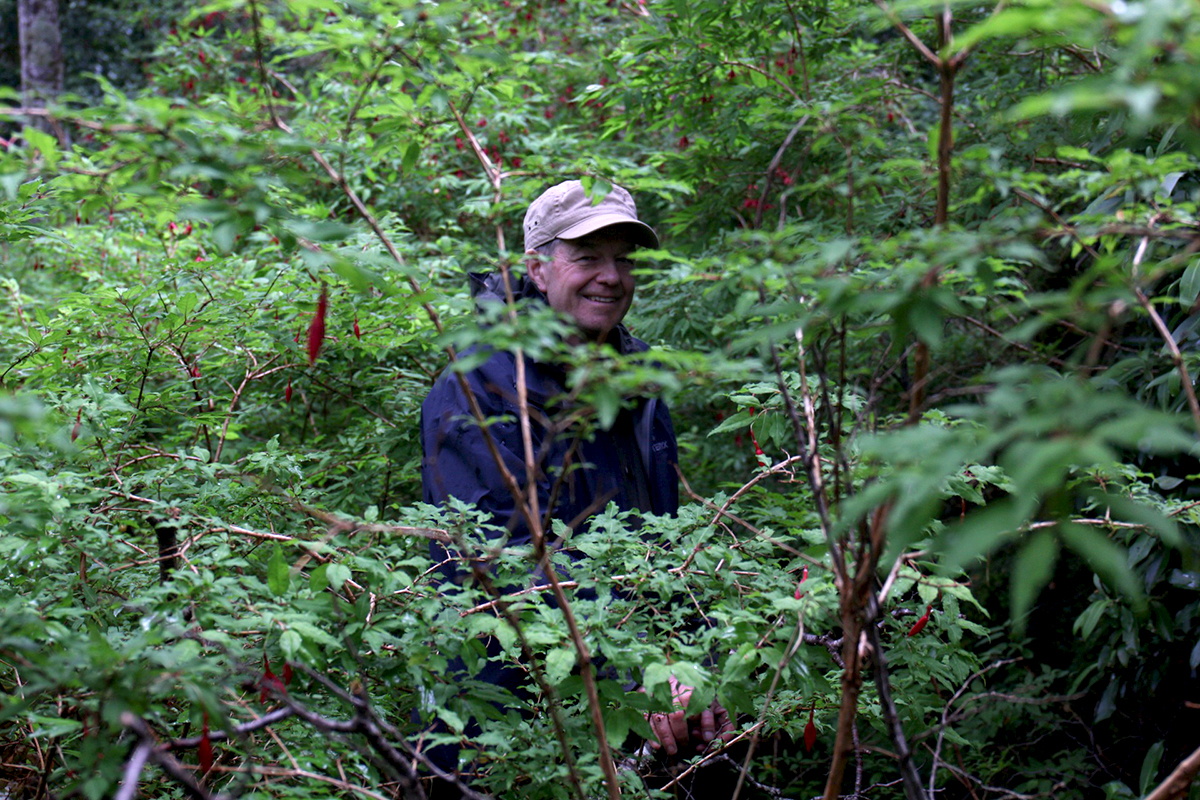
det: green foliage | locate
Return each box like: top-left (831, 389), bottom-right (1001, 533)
top-left (1, 0), bottom-right (1199, 798)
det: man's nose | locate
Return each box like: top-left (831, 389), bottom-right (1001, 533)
top-left (594, 257), bottom-right (620, 283)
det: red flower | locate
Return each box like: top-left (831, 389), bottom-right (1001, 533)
top-left (260, 654), bottom-right (287, 703)
top-left (794, 565), bottom-right (808, 600)
top-left (307, 285), bottom-right (328, 365)
top-left (804, 706), bottom-right (817, 752)
top-left (907, 604), bottom-right (932, 637)
top-left (198, 712), bottom-right (214, 774)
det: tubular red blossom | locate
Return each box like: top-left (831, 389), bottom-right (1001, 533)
top-left (307, 285), bottom-right (328, 365)
top-left (907, 604), bottom-right (932, 637)
top-left (260, 654), bottom-right (287, 703)
top-left (198, 712), bottom-right (213, 773)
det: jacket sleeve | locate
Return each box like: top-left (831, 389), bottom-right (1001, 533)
top-left (420, 362), bottom-right (543, 548)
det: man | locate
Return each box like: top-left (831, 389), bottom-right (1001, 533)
top-left (420, 179), bottom-right (730, 767)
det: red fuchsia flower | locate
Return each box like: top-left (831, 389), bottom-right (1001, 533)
top-left (907, 604), bottom-right (932, 637)
top-left (260, 654), bottom-right (287, 703)
top-left (198, 712), bottom-right (213, 773)
top-left (307, 285), bottom-right (328, 365)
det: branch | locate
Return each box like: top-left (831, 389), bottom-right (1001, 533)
top-left (864, 597), bottom-right (927, 800)
top-left (872, 1), bottom-right (941, 66)
top-left (754, 115), bottom-right (811, 230)
top-left (928, 658), bottom-right (1021, 797)
top-left (1134, 284), bottom-right (1200, 436)
top-left (120, 714), bottom-right (225, 800)
top-left (1145, 745), bottom-right (1200, 800)
top-left (731, 614), bottom-right (806, 800)
top-left (114, 740), bottom-right (154, 800)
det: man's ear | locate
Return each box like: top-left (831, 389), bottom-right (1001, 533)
top-left (526, 251), bottom-right (549, 293)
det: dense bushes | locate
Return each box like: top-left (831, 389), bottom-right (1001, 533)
top-left (1, 1), bottom-right (1198, 798)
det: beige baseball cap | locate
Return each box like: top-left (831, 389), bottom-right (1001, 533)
top-left (523, 179), bottom-right (659, 253)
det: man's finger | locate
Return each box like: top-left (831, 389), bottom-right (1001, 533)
top-left (699, 707), bottom-right (716, 742)
top-left (651, 714), bottom-right (678, 755)
top-left (667, 709), bottom-right (689, 747)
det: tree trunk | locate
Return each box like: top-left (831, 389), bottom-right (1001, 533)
top-left (18, 0), bottom-right (65, 141)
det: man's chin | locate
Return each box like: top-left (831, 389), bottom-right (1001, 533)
top-left (570, 322), bottom-right (618, 344)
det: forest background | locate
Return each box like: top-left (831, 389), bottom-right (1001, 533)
top-left (1, 1), bottom-right (1199, 799)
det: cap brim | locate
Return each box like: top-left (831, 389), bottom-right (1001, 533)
top-left (556, 214), bottom-right (660, 250)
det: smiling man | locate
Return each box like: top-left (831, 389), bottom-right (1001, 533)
top-left (421, 179), bottom-right (674, 546)
top-left (522, 180), bottom-right (654, 343)
top-left (419, 180), bottom-right (729, 781)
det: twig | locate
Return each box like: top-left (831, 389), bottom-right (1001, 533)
top-left (928, 659), bottom-right (1021, 797)
top-left (674, 463), bottom-right (804, 575)
top-left (656, 722), bottom-right (765, 791)
top-left (1134, 285), bottom-right (1200, 436)
top-left (864, 596), bottom-right (927, 800)
top-left (114, 740), bottom-right (154, 800)
top-left (1144, 744), bottom-right (1200, 800)
top-left (754, 116), bottom-right (812, 230)
top-left (731, 614), bottom-right (805, 800)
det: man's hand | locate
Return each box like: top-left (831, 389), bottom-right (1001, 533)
top-left (646, 676), bottom-right (734, 756)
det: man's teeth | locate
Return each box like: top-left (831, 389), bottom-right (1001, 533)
top-left (585, 296), bottom-right (618, 303)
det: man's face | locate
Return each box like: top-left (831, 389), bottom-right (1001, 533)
top-left (528, 226), bottom-right (637, 342)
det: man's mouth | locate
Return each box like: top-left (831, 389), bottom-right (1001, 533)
top-left (584, 295), bottom-right (621, 304)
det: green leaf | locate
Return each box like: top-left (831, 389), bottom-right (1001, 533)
top-left (1089, 491), bottom-right (1181, 548)
top-left (1180, 259), bottom-right (1200, 307)
top-left (1010, 529), bottom-right (1060, 630)
top-left (21, 127), bottom-right (60, 171)
top-left (603, 706), bottom-right (640, 749)
top-left (309, 563), bottom-right (330, 592)
top-left (402, 140), bottom-right (420, 172)
top-left (1095, 678), bottom-right (1119, 723)
top-left (28, 714), bottom-right (83, 739)
top-left (280, 628), bottom-right (304, 660)
top-left (438, 706), bottom-right (465, 734)
top-left (545, 646), bottom-right (576, 685)
top-left (1139, 740), bottom-right (1164, 795)
top-left (642, 662), bottom-right (671, 693)
top-left (1074, 598), bottom-right (1111, 640)
top-left (267, 545), bottom-right (291, 596)
top-left (326, 563), bottom-right (351, 592)
top-left (1060, 523), bottom-right (1145, 611)
top-left (592, 383), bottom-right (620, 430)
top-left (289, 620), bottom-right (342, 649)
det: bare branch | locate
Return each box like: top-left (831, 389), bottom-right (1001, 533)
top-left (1145, 745), bottom-right (1200, 800)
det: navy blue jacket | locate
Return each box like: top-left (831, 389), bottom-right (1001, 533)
top-left (420, 275), bottom-right (679, 548)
